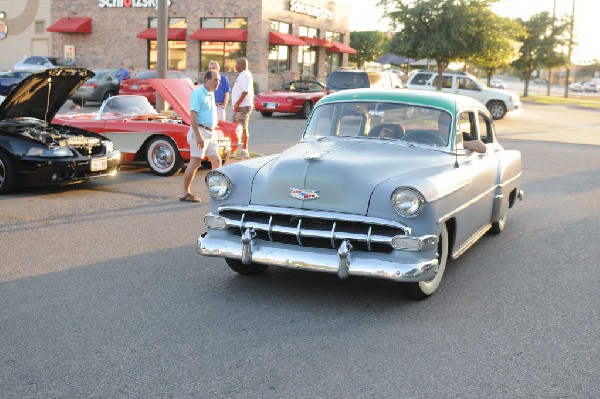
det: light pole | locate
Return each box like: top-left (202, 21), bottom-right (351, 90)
top-left (546, 0), bottom-right (556, 96)
top-left (563, 0), bottom-right (576, 98)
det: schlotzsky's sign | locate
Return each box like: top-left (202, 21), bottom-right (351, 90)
top-left (289, 0), bottom-right (333, 20)
top-left (99, 0), bottom-right (173, 7)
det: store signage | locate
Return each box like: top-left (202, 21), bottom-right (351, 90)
top-left (98, 0), bottom-right (173, 8)
top-left (289, 0), bottom-right (333, 20)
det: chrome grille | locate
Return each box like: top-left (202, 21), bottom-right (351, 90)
top-left (217, 206), bottom-right (409, 254)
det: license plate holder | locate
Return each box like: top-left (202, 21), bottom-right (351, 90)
top-left (91, 157), bottom-right (107, 171)
top-left (263, 102), bottom-right (279, 109)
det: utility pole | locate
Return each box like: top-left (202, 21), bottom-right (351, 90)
top-left (546, 0), bottom-right (556, 96)
top-left (156, 0), bottom-right (168, 112)
top-left (563, 0), bottom-right (576, 99)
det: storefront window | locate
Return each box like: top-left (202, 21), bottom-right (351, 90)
top-left (147, 17), bottom-right (187, 70)
top-left (201, 42), bottom-right (247, 72)
top-left (199, 17), bottom-right (248, 72)
top-left (269, 21), bottom-right (291, 74)
top-left (298, 26), bottom-right (319, 79)
top-left (325, 31), bottom-right (343, 75)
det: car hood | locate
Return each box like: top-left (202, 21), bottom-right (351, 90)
top-left (148, 78), bottom-right (195, 125)
top-left (0, 67), bottom-right (93, 123)
top-left (250, 139), bottom-right (450, 215)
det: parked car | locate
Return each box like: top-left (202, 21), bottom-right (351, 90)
top-left (0, 71), bottom-right (33, 95)
top-left (70, 69), bottom-right (120, 105)
top-left (582, 81), bottom-right (598, 93)
top-left (489, 79), bottom-right (506, 89)
top-left (13, 56), bottom-right (69, 72)
top-left (0, 68), bottom-right (121, 194)
top-left (406, 70), bottom-right (521, 119)
top-left (533, 78), bottom-right (548, 84)
top-left (54, 78), bottom-right (239, 175)
top-left (325, 69), bottom-right (403, 94)
top-left (118, 70), bottom-right (197, 104)
top-left (569, 82), bottom-right (583, 92)
top-left (254, 80), bottom-right (325, 118)
top-left (197, 88), bottom-right (524, 300)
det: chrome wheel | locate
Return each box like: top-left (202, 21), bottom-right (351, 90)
top-left (146, 136), bottom-right (183, 176)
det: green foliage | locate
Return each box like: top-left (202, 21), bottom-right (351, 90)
top-left (380, 0), bottom-right (501, 90)
top-left (349, 31), bottom-right (390, 68)
top-left (511, 12), bottom-right (569, 96)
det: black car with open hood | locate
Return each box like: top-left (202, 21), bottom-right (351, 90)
top-left (0, 67), bottom-right (121, 194)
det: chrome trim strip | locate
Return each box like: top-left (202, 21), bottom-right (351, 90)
top-left (438, 172), bottom-right (522, 224)
top-left (452, 224), bottom-right (491, 258)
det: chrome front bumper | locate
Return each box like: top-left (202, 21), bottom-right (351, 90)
top-left (198, 228), bottom-right (439, 283)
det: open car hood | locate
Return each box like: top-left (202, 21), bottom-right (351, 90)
top-left (0, 67), bottom-right (94, 123)
top-left (148, 78), bottom-right (195, 125)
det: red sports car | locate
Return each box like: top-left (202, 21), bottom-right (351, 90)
top-left (53, 78), bottom-right (239, 176)
top-left (253, 80), bottom-right (325, 118)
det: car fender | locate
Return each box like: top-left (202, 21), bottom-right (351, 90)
top-left (491, 149), bottom-right (522, 222)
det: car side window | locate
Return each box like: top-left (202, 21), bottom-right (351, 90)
top-left (457, 78), bottom-right (479, 91)
top-left (411, 73), bottom-right (432, 85)
top-left (433, 75), bottom-right (453, 88)
top-left (477, 112), bottom-right (494, 144)
top-left (456, 112), bottom-right (477, 148)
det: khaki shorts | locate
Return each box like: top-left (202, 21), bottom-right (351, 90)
top-left (233, 106), bottom-right (252, 130)
top-left (187, 127), bottom-right (218, 159)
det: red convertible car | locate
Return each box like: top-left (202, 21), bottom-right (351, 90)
top-left (53, 79), bottom-right (240, 176)
top-left (253, 80), bottom-right (325, 118)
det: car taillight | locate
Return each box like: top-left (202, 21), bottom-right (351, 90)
top-left (83, 83), bottom-right (97, 88)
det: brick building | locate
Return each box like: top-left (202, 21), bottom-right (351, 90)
top-left (1, 0), bottom-right (356, 91)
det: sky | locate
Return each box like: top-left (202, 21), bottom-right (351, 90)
top-left (338, 0), bottom-right (598, 64)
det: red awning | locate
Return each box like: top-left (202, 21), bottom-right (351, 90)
top-left (299, 36), bottom-right (331, 47)
top-left (269, 32), bottom-right (307, 46)
top-left (47, 17), bottom-right (92, 34)
top-left (328, 41), bottom-right (358, 54)
top-left (136, 28), bottom-right (187, 41)
top-left (189, 28), bottom-right (248, 42)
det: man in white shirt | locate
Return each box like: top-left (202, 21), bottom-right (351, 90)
top-left (231, 58), bottom-right (254, 159)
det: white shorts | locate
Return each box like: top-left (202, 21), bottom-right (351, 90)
top-left (188, 126), bottom-right (218, 159)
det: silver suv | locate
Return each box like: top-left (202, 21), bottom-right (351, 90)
top-left (326, 69), bottom-right (403, 94)
top-left (406, 70), bottom-right (520, 119)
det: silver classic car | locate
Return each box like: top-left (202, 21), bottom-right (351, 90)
top-left (198, 89), bottom-right (523, 299)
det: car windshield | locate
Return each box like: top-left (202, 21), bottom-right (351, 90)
top-left (99, 96), bottom-right (158, 119)
top-left (304, 102), bottom-right (452, 148)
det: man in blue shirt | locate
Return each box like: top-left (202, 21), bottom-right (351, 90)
top-left (180, 69), bottom-right (221, 202)
top-left (208, 60), bottom-right (230, 121)
top-left (115, 62), bottom-right (130, 83)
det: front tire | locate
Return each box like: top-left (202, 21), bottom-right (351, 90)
top-left (226, 258), bottom-right (269, 275)
top-left (0, 150), bottom-right (19, 194)
top-left (145, 136), bottom-right (183, 176)
top-left (402, 224), bottom-right (449, 300)
top-left (487, 101), bottom-right (507, 120)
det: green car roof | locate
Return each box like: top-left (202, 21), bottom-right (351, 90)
top-left (317, 88), bottom-right (484, 113)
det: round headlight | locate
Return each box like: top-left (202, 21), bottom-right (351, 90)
top-left (391, 187), bottom-right (424, 217)
top-left (205, 171), bottom-right (232, 200)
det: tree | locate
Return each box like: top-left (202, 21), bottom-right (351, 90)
top-left (511, 12), bottom-right (569, 97)
top-left (349, 31), bottom-right (390, 69)
top-left (380, 0), bottom-right (500, 90)
top-left (469, 14), bottom-right (523, 85)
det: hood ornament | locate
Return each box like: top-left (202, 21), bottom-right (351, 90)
top-left (290, 188), bottom-right (319, 200)
top-left (304, 150), bottom-right (330, 160)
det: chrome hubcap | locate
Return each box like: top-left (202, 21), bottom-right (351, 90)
top-left (152, 143), bottom-right (174, 170)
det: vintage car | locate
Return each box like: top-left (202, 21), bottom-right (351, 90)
top-left (197, 89), bottom-right (524, 300)
top-left (253, 80), bottom-right (325, 118)
top-left (0, 67), bottom-right (121, 194)
top-left (53, 78), bottom-right (239, 175)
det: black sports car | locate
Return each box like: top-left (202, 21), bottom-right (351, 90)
top-left (0, 67), bottom-right (121, 194)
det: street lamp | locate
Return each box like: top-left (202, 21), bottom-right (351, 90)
top-left (564, 0), bottom-right (576, 99)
